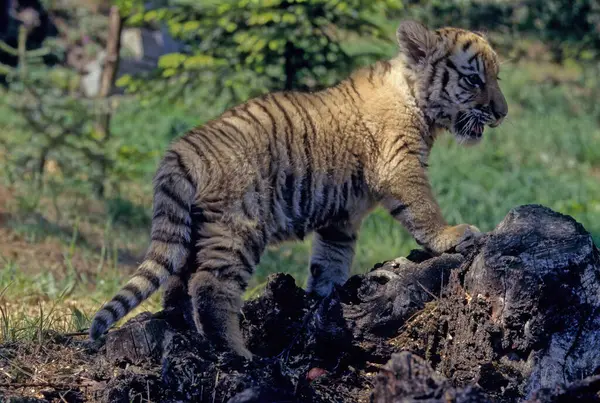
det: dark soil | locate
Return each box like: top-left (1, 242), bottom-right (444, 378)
top-left (2, 204), bottom-right (600, 402)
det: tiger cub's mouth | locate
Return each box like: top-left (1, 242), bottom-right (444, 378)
top-left (454, 111), bottom-right (486, 141)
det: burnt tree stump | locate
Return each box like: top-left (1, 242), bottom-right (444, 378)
top-left (433, 205), bottom-right (600, 399)
top-left (74, 204), bottom-right (600, 402)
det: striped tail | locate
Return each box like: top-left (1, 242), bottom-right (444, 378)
top-left (89, 151), bottom-right (196, 339)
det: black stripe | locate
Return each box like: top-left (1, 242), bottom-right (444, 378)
top-left (157, 183), bottom-right (189, 212)
top-left (220, 120), bottom-right (245, 138)
top-left (154, 171), bottom-right (193, 188)
top-left (230, 109), bottom-right (254, 126)
top-left (342, 84), bottom-right (358, 103)
top-left (286, 94), bottom-right (316, 222)
top-left (299, 172), bottom-right (312, 226)
top-left (367, 65), bottom-right (375, 84)
top-left (218, 120), bottom-right (252, 149)
top-left (235, 249), bottom-right (253, 270)
top-left (339, 85), bottom-right (356, 104)
top-left (145, 250), bottom-right (172, 275)
top-left (202, 196), bottom-right (224, 203)
top-left (209, 264), bottom-right (249, 287)
top-left (390, 204), bottom-right (408, 217)
top-left (441, 69), bottom-right (450, 88)
top-left (113, 294), bottom-right (132, 312)
top-left (241, 198), bottom-right (253, 219)
top-left (151, 229), bottom-right (187, 244)
top-left (153, 210), bottom-right (188, 226)
top-left (211, 126), bottom-right (238, 147)
top-left (180, 135), bottom-right (203, 158)
top-left (241, 104), bottom-right (270, 134)
top-left (389, 137), bottom-right (409, 157)
top-left (446, 59), bottom-right (459, 73)
top-left (163, 150), bottom-right (194, 186)
top-left (382, 60), bottom-right (392, 74)
top-left (468, 52), bottom-right (480, 65)
top-left (242, 233), bottom-right (262, 264)
top-left (255, 99), bottom-right (278, 136)
top-left (341, 180), bottom-right (350, 206)
top-left (253, 100), bottom-right (280, 180)
top-left (197, 131), bottom-right (225, 165)
top-left (123, 284), bottom-right (145, 303)
top-left (138, 266), bottom-right (162, 288)
top-left (208, 245), bottom-right (250, 268)
top-left (276, 94), bottom-right (296, 129)
top-left (426, 51), bottom-right (451, 98)
top-left (275, 94), bottom-right (296, 161)
top-left (258, 225), bottom-right (269, 250)
top-left (299, 93), bottom-right (323, 135)
top-left (191, 205), bottom-right (206, 224)
top-left (324, 184), bottom-right (339, 221)
top-left (103, 305), bottom-right (119, 322)
top-left (351, 165), bottom-right (364, 197)
top-left (94, 316), bottom-right (108, 333)
top-left (462, 40), bottom-right (473, 52)
top-left (268, 161), bottom-right (280, 227)
top-left (314, 92), bottom-right (342, 137)
top-left (348, 78), bottom-right (363, 101)
top-left (283, 173), bottom-right (295, 216)
top-left (458, 83), bottom-right (471, 92)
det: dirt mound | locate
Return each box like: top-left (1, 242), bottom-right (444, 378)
top-left (2, 204), bottom-right (600, 402)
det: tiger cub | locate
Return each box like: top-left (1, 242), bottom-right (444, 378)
top-left (90, 21), bottom-right (507, 359)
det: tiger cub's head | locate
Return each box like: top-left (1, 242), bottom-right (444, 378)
top-left (396, 21), bottom-right (508, 145)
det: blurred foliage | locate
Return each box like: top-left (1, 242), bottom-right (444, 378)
top-left (115, 0), bottom-right (600, 110)
top-left (515, 0), bottom-right (600, 62)
top-left (0, 1), bottom-right (157, 198)
top-left (115, 0), bottom-right (402, 106)
top-left (405, 0), bottom-right (600, 62)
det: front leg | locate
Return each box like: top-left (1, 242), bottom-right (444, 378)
top-left (381, 166), bottom-right (479, 254)
top-left (307, 223), bottom-right (357, 296)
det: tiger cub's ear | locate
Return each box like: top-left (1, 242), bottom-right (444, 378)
top-left (396, 20), bottom-right (438, 67)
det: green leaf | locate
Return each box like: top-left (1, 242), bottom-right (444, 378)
top-left (183, 55), bottom-right (220, 69)
top-left (144, 10), bottom-right (158, 22)
top-left (115, 74), bottom-right (132, 88)
top-left (182, 21), bottom-right (201, 32)
top-left (158, 53), bottom-right (187, 69)
top-left (162, 68), bottom-right (177, 78)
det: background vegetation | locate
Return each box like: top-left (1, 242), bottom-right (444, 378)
top-left (0, 0), bottom-right (599, 340)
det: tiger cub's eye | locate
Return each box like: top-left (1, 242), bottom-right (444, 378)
top-left (465, 74), bottom-right (483, 88)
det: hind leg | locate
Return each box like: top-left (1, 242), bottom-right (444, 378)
top-left (162, 272), bottom-right (194, 327)
top-left (188, 221), bottom-right (264, 359)
top-left (307, 222), bottom-right (357, 296)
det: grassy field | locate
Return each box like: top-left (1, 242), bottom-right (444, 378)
top-left (0, 47), bottom-right (599, 342)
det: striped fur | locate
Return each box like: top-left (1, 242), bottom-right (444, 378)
top-left (89, 21), bottom-right (507, 359)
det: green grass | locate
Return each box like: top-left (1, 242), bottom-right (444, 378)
top-left (1, 54), bottom-right (599, 340)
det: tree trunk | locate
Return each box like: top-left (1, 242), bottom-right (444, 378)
top-left (93, 5), bottom-right (122, 198)
top-left (284, 41), bottom-right (296, 91)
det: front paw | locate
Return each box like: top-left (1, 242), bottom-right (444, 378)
top-left (434, 224), bottom-right (482, 254)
